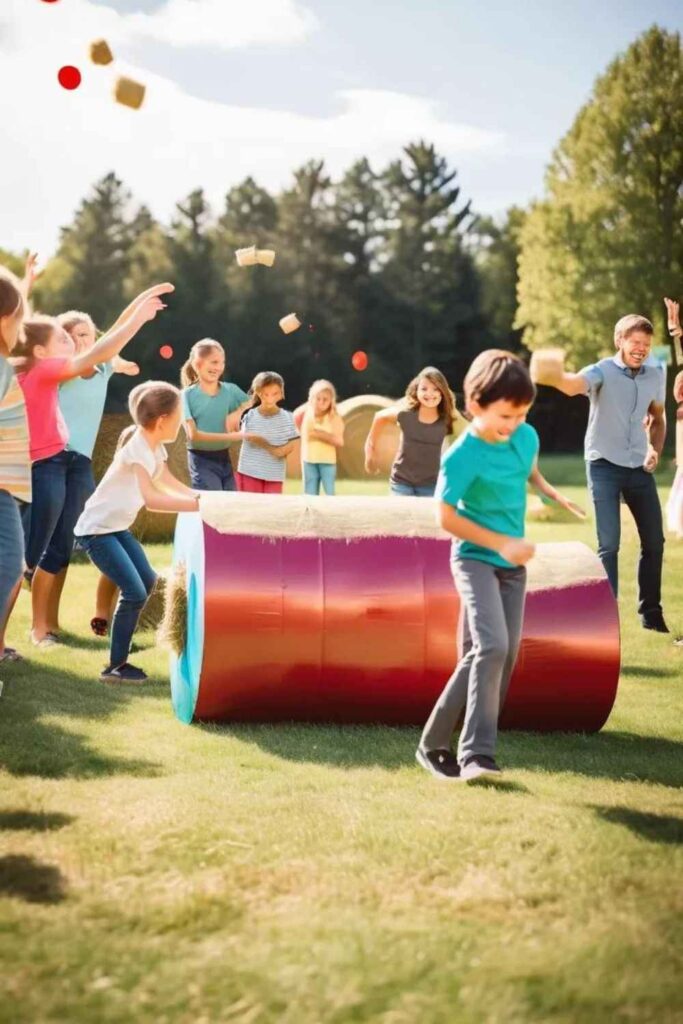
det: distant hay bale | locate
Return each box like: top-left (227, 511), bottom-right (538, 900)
top-left (157, 561), bottom-right (187, 657)
top-left (337, 395), bottom-right (399, 479)
top-left (93, 414), bottom-right (191, 542)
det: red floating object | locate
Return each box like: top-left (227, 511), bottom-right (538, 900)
top-left (351, 350), bottom-right (368, 371)
top-left (159, 345), bottom-right (174, 360)
top-left (58, 66), bottom-right (81, 90)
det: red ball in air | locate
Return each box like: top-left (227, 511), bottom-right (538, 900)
top-left (351, 350), bottom-right (368, 371)
top-left (159, 345), bottom-right (174, 360)
top-left (58, 66), bottom-right (81, 90)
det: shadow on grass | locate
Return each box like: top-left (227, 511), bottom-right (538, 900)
top-left (0, 660), bottom-right (165, 780)
top-left (0, 810), bottom-right (74, 832)
top-left (0, 854), bottom-right (67, 903)
top-left (620, 665), bottom-right (678, 678)
top-left (502, 730), bottom-right (683, 788)
top-left (593, 805), bottom-right (683, 845)
top-left (202, 723), bottom-right (683, 789)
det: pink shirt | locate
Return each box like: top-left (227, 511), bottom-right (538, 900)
top-left (17, 357), bottom-right (70, 462)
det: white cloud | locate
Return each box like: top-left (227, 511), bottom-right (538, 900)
top-left (1, 0), bottom-right (506, 257)
top-left (123, 0), bottom-right (319, 50)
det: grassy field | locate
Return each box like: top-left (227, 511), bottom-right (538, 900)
top-left (1, 457), bottom-right (682, 1024)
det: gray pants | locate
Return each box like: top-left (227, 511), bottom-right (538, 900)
top-left (420, 558), bottom-right (527, 763)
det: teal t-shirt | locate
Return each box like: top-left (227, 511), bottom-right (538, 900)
top-left (435, 422), bottom-right (539, 569)
top-left (182, 381), bottom-right (249, 451)
top-left (59, 362), bottom-right (115, 460)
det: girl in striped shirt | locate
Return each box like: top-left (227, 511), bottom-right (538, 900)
top-left (236, 372), bottom-right (299, 494)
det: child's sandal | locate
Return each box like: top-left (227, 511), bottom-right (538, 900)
top-left (90, 617), bottom-right (108, 637)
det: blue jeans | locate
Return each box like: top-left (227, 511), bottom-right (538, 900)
top-left (0, 489), bottom-right (23, 623)
top-left (586, 458), bottom-right (664, 616)
top-left (26, 450), bottom-right (95, 573)
top-left (390, 480), bottom-right (436, 497)
top-left (187, 449), bottom-right (236, 491)
top-left (303, 461), bottom-right (336, 496)
top-left (79, 530), bottom-right (156, 668)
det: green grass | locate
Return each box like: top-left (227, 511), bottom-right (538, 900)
top-left (1, 456), bottom-right (682, 1023)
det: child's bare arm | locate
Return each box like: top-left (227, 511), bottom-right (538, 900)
top-left (157, 464), bottom-right (199, 498)
top-left (133, 465), bottom-right (199, 513)
top-left (528, 461), bottom-right (586, 519)
top-left (184, 419), bottom-right (242, 445)
top-left (364, 408), bottom-right (399, 473)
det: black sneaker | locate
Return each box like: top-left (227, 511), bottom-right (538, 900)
top-left (641, 614), bottom-right (669, 634)
top-left (416, 747), bottom-right (462, 780)
top-left (461, 755), bottom-right (503, 782)
top-left (100, 662), bottom-right (148, 684)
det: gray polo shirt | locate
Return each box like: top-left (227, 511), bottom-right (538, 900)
top-left (580, 354), bottom-right (665, 468)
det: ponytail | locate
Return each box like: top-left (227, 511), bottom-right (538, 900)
top-left (180, 358), bottom-right (198, 388)
top-left (116, 424), bottom-right (137, 452)
top-left (181, 338), bottom-right (225, 389)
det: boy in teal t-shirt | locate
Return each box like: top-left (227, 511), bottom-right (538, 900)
top-left (417, 350), bottom-right (584, 783)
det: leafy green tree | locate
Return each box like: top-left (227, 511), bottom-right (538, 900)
top-left (517, 26), bottom-right (683, 366)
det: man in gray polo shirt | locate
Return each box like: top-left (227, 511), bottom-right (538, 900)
top-left (537, 313), bottom-right (669, 632)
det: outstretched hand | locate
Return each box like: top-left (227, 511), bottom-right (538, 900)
top-left (23, 252), bottom-right (40, 295)
top-left (664, 297), bottom-right (681, 334)
top-left (137, 296), bottom-right (167, 323)
top-left (555, 493), bottom-right (587, 520)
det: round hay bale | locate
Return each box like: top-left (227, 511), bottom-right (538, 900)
top-left (157, 562), bottom-right (187, 655)
top-left (93, 414), bottom-right (191, 542)
top-left (137, 571), bottom-right (168, 632)
top-left (336, 395), bottom-right (399, 479)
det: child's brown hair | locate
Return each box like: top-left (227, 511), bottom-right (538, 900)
top-left (117, 381), bottom-right (181, 450)
top-left (0, 268), bottom-right (26, 355)
top-left (464, 350), bottom-right (536, 408)
top-left (11, 315), bottom-right (59, 371)
top-left (405, 366), bottom-right (459, 431)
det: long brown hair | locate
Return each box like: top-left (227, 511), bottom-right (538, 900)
top-left (0, 268), bottom-right (26, 355)
top-left (405, 366), bottom-right (458, 431)
top-left (248, 371), bottom-right (285, 410)
top-left (116, 381), bottom-right (181, 450)
top-left (180, 338), bottom-right (225, 388)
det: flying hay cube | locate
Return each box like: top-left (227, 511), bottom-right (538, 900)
top-left (279, 313), bottom-right (301, 334)
top-left (114, 76), bottom-right (146, 111)
top-left (257, 249), bottom-right (276, 267)
top-left (235, 246), bottom-right (257, 267)
top-left (90, 39), bottom-right (114, 65)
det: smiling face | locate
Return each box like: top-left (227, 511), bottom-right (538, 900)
top-left (416, 376), bottom-right (443, 410)
top-left (195, 350), bottom-right (225, 384)
top-left (468, 397), bottom-right (532, 443)
top-left (616, 329), bottom-right (652, 370)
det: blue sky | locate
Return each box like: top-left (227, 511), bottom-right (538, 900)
top-left (3, 0), bottom-right (681, 256)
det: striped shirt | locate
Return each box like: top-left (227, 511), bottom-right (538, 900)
top-left (0, 358), bottom-right (31, 502)
top-left (238, 407), bottom-right (299, 482)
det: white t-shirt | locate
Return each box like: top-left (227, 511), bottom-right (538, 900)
top-left (75, 428), bottom-right (167, 536)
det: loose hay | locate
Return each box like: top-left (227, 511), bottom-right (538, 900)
top-left (158, 561), bottom-right (187, 657)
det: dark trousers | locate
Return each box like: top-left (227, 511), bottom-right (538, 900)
top-left (187, 449), bottom-right (236, 491)
top-left (586, 458), bottom-right (664, 617)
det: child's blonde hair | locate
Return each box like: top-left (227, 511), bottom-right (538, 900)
top-left (405, 366), bottom-right (459, 431)
top-left (116, 381), bottom-right (181, 450)
top-left (307, 378), bottom-right (338, 415)
top-left (58, 310), bottom-right (98, 336)
top-left (180, 338), bottom-right (225, 388)
top-left (0, 268), bottom-right (25, 354)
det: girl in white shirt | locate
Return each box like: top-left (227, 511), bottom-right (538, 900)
top-left (75, 381), bottom-right (200, 683)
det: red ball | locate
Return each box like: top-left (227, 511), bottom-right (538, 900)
top-left (351, 350), bottom-right (368, 371)
top-left (159, 345), bottom-right (174, 360)
top-left (58, 66), bottom-right (81, 90)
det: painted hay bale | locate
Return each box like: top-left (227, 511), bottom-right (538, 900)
top-left (337, 394), bottom-right (399, 479)
top-left (93, 414), bottom-right (191, 542)
top-left (169, 493), bottom-right (620, 730)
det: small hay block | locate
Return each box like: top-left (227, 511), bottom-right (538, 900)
top-left (114, 76), bottom-right (146, 110)
top-left (90, 39), bottom-right (114, 65)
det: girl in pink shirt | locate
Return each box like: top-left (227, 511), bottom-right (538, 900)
top-left (14, 283), bottom-right (173, 648)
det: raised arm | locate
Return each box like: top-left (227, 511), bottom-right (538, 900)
top-left (106, 282), bottom-right (174, 333)
top-left (529, 349), bottom-right (588, 397)
top-left (364, 407), bottom-right (399, 474)
top-left (65, 288), bottom-right (172, 381)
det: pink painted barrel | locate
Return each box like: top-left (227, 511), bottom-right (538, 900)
top-left (171, 495), bottom-right (620, 731)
